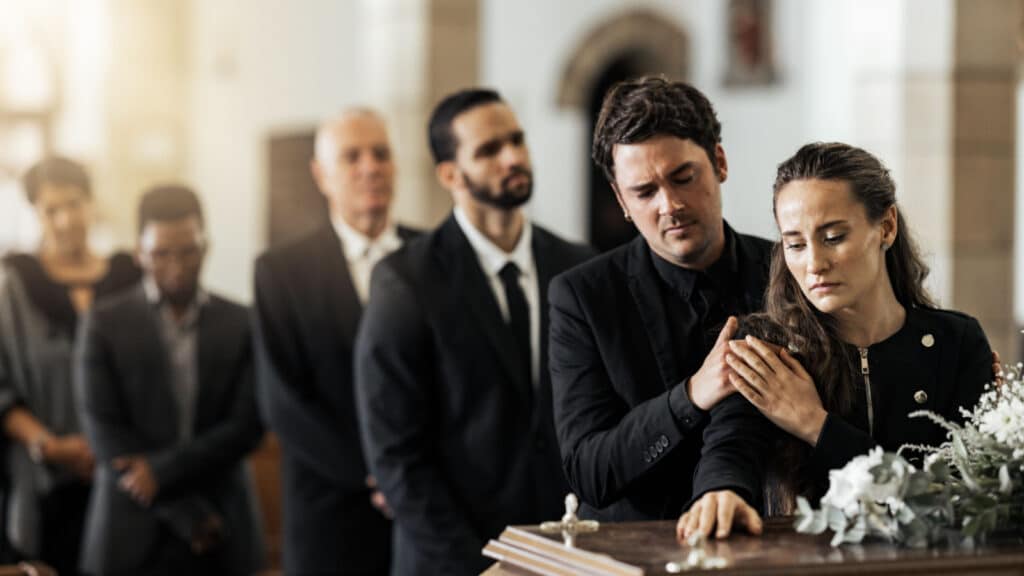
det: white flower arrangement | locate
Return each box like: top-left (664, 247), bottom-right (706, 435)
top-left (796, 363), bottom-right (1024, 547)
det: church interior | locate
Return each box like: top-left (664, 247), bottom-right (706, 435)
top-left (0, 0), bottom-right (1022, 573)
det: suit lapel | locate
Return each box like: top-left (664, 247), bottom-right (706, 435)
top-left (316, 226), bottom-right (363, 346)
top-left (436, 216), bottom-right (530, 402)
top-left (195, 297), bottom-right (218, 431)
top-left (129, 285), bottom-right (180, 432)
top-left (624, 237), bottom-right (682, 388)
top-left (533, 228), bottom-right (554, 392)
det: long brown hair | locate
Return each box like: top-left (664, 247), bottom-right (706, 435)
top-left (762, 142), bottom-right (936, 514)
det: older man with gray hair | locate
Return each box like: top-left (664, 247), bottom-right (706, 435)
top-left (253, 108), bottom-right (420, 575)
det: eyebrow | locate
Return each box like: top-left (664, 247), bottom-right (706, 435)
top-left (780, 219), bottom-right (848, 237)
top-left (625, 161), bottom-right (697, 192)
top-left (474, 130), bottom-right (524, 155)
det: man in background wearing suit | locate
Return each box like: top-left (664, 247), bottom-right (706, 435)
top-left (355, 88), bottom-right (594, 575)
top-left (548, 77), bottom-right (773, 531)
top-left (75, 185), bottom-right (264, 575)
top-left (253, 108), bottom-right (418, 575)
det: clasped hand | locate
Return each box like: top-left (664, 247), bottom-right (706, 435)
top-left (113, 455), bottom-right (159, 507)
top-left (725, 336), bottom-right (827, 445)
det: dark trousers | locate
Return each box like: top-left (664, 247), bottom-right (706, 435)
top-left (39, 481), bottom-right (90, 576)
top-left (99, 528), bottom-right (219, 576)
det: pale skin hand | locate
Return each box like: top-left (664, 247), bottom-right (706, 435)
top-left (677, 490), bottom-right (763, 542)
top-left (113, 456), bottom-right (159, 507)
top-left (726, 336), bottom-right (827, 445)
top-left (366, 475), bottom-right (393, 519)
top-left (687, 317), bottom-right (739, 411)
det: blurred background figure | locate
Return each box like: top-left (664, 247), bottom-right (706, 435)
top-left (253, 109), bottom-right (418, 575)
top-left (75, 185), bottom-right (264, 576)
top-left (0, 156), bottom-right (139, 575)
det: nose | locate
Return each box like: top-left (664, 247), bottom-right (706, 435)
top-left (807, 242), bottom-right (831, 274)
top-left (500, 141), bottom-right (528, 170)
top-left (656, 187), bottom-right (686, 216)
top-left (357, 154), bottom-right (383, 179)
top-left (53, 208), bottom-right (73, 231)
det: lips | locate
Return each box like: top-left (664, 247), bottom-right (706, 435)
top-left (504, 173), bottom-right (531, 189)
top-left (663, 221), bottom-right (696, 236)
top-left (810, 282), bottom-right (840, 293)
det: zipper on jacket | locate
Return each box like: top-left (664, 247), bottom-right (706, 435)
top-left (858, 347), bottom-right (874, 436)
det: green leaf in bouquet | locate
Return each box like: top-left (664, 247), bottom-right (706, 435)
top-left (909, 410), bottom-right (963, 435)
top-left (896, 501), bottom-right (917, 524)
top-left (901, 518), bottom-right (931, 548)
top-left (927, 459), bottom-right (952, 482)
top-left (961, 508), bottom-right (998, 539)
top-left (906, 491), bottom-right (951, 510)
top-left (903, 470), bottom-right (933, 497)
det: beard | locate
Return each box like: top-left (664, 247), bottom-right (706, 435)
top-left (463, 167), bottom-right (533, 209)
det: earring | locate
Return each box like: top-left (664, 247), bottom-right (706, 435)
top-left (881, 242), bottom-right (890, 251)
top-left (623, 211), bottom-right (632, 222)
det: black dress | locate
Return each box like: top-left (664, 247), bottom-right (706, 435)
top-left (0, 252), bottom-right (140, 575)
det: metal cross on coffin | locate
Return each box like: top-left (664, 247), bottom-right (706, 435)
top-left (539, 493), bottom-right (600, 547)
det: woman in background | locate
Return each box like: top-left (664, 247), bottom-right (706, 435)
top-left (679, 142), bottom-right (995, 541)
top-left (0, 156), bottom-right (139, 574)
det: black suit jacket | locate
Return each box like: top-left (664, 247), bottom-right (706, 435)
top-left (355, 215), bottom-right (594, 575)
top-left (253, 224), bottom-right (419, 575)
top-left (548, 228), bottom-right (774, 522)
top-left (74, 285), bottom-right (264, 575)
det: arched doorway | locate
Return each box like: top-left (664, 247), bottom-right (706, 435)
top-left (557, 10), bottom-right (690, 252)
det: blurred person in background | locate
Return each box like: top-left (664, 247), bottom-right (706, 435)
top-left (75, 185), bottom-right (264, 575)
top-left (253, 108), bottom-right (419, 575)
top-left (0, 156), bottom-right (140, 574)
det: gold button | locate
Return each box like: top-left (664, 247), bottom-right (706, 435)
top-left (914, 390), bottom-right (928, 404)
top-left (921, 334), bottom-right (935, 348)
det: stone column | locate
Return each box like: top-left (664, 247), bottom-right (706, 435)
top-left (362, 0), bottom-right (478, 229)
top-left (950, 0), bottom-right (1018, 359)
top-left (855, 0), bottom-right (1018, 359)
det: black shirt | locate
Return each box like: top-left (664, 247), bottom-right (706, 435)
top-left (651, 226), bottom-right (744, 381)
top-left (650, 226), bottom-right (761, 426)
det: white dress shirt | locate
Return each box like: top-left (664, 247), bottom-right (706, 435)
top-left (332, 217), bottom-right (404, 305)
top-left (453, 207), bottom-right (540, 387)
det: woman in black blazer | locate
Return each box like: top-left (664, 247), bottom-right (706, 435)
top-left (679, 142), bottom-right (995, 541)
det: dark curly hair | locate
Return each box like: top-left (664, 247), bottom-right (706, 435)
top-left (592, 76), bottom-right (722, 185)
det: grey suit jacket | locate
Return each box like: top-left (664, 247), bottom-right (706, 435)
top-left (74, 285), bottom-right (264, 574)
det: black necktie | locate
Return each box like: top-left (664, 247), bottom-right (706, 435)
top-left (499, 262), bottom-right (532, 396)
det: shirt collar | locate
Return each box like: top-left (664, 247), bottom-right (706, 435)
top-left (453, 207), bottom-right (534, 278)
top-left (332, 216), bottom-right (401, 261)
top-left (650, 221), bottom-right (738, 299)
top-left (143, 276), bottom-right (208, 326)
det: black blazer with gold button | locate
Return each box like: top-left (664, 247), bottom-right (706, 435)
top-left (807, 306), bottom-right (993, 479)
top-left (694, 305), bottom-right (994, 505)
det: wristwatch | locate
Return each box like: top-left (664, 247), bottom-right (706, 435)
top-left (27, 433), bottom-right (51, 464)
